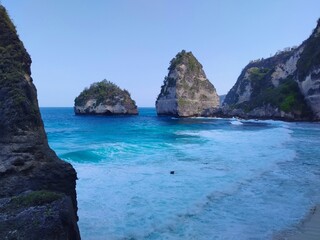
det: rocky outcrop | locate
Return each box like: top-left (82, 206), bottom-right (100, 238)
top-left (74, 80), bottom-right (138, 115)
top-left (156, 50), bottom-right (219, 117)
top-left (0, 5), bottom-right (80, 239)
top-left (223, 19), bottom-right (320, 121)
top-left (296, 19), bottom-right (320, 119)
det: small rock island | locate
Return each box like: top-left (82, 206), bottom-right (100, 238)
top-left (156, 50), bottom-right (220, 117)
top-left (74, 80), bottom-right (138, 115)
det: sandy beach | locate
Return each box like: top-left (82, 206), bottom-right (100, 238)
top-left (274, 205), bottom-right (320, 240)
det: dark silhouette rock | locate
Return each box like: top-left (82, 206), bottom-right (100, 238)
top-left (0, 5), bottom-right (80, 239)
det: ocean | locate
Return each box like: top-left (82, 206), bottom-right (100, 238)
top-left (41, 107), bottom-right (320, 240)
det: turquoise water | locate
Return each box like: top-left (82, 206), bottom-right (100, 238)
top-left (41, 107), bottom-right (320, 240)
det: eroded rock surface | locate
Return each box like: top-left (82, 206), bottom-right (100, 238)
top-left (0, 5), bottom-right (80, 239)
top-left (223, 19), bottom-right (320, 121)
top-left (156, 50), bottom-right (219, 117)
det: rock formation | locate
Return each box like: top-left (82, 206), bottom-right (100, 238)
top-left (0, 5), bottom-right (80, 239)
top-left (156, 50), bottom-right (220, 117)
top-left (223, 19), bottom-right (320, 121)
top-left (74, 80), bottom-right (138, 115)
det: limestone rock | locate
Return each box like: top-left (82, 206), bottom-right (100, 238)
top-left (223, 19), bottom-right (320, 121)
top-left (0, 5), bottom-right (80, 239)
top-left (296, 19), bottom-right (320, 119)
top-left (156, 50), bottom-right (219, 117)
top-left (74, 80), bottom-right (138, 115)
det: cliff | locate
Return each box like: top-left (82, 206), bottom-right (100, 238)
top-left (74, 80), bottom-right (138, 115)
top-left (0, 5), bottom-right (80, 239)
top-left (156, 50), bottom-right (219, 117)
top-left (223, 19), bottom-right (320, 121)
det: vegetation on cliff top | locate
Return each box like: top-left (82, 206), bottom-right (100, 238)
top-left (158, 50), bottom-right (212, 100)
top-left (168, 50), bottom-right (202, 72)
top-left (296, 18), bottom-right (320, 80)
top-left (0, 5), bottom-right (40, 133)
top-left (234, 67), bottom-right (312, 116)
top-left (74, 79), bottom-right (135, 106)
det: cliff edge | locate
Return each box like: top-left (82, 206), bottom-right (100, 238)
top-left (156, 50), bottom-right (219, 117)
top-left (0, 5), bottom-right (80, 239)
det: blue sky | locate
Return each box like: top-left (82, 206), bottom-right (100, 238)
top-left (2, 0), bottom-right (320, 107)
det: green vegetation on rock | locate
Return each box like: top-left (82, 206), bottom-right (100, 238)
top-left (158, 50), bottom-right (206, 100)
top-left (248, 67), bottom-right (271, 82)
top-left (10, 191), bottom-right (63, 208)
top-left (74, 79), bottom-right (135, 106)
top-left (0, 5), bottom-right (41, 133)
top-left (235, 77), bottom-right (312, 115)
top-left (296, 19), bottom-right (320, 80)
top-left (168, 50), bottom-right (202, 72)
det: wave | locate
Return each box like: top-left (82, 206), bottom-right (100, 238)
top-left (230, 120), bottom-right (243, 125)
top-left (61, 150), bottom-right (105, 163)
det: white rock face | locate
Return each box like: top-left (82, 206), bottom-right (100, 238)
top-left (74, 98), bottom-right (137, 115)
top-left (299, 68), bottom-right (320, 118)
top-left (156, 51), bottom-right (219, 117)
top-left (271, 47), bottom-right (304, 87)
top-left (236, 70), bottom-right (252, 104)
top-left (222, 19), bottom-right (320, 121)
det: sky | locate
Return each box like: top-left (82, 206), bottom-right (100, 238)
top-left (2, 0), bottom-right (320, 107)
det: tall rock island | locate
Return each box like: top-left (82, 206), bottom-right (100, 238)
top-left (223, 19), bottom-right (320, 121)
top-left (156, 50), bottom-right (219, 117)
top-left (74, 80), bottom-right (138, 115)
top-left (0, 5), bottom-right (80, 239)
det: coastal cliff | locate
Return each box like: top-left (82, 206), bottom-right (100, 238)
top-left (74, 80), bottom-right (138, 115)
top-left (156, 50), bottom-right (219, 117)
top-left (223, 19), bottom-right (320, 121)
top-left (0, 5), bottom-right (80, 239)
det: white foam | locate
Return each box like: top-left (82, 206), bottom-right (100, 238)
top-left (54, 119), bottom-right (320, 239)
top-left (230, 120), bottom-right (243, 125)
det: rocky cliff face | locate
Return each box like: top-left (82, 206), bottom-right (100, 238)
top-left (223, 19), bottom-right (320, 121)
top-left (74, 80), bottom-right (138, 115)
top-left (0, 5), bottom-right (80, 239)
top-left (156, 50), bottom-right (219, 117)
top-left (296, 19), bottom-right (320, 119)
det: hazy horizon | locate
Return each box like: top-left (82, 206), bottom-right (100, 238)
top-left (2, 0), bottom-right (320, 107)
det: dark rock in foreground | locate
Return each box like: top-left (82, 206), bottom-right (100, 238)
top-left (0, 191), bottom-right (79, 239)
top-left (156, 50), bottom-right (219, 117)
top-left (0, 5), bottom-right (80, 239)
top-left (222, 19), bottom-right (320, 121)
top-left (74, 79), bottom-right (138, 115)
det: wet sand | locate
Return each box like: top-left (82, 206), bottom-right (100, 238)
top-left (274, 205), bottom-right (320, 240)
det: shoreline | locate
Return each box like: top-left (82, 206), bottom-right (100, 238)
top-left (274, 204), bottom-right (320, 240)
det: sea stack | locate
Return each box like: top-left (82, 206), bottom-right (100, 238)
top-left (0, 5), bottom-right (80, 239)
top-left (74, 80), bottom-right (138, 115)
top-left (222, 19), bottom-right (320, 121)
top-left (156, 50), bottom-right (219, 117)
